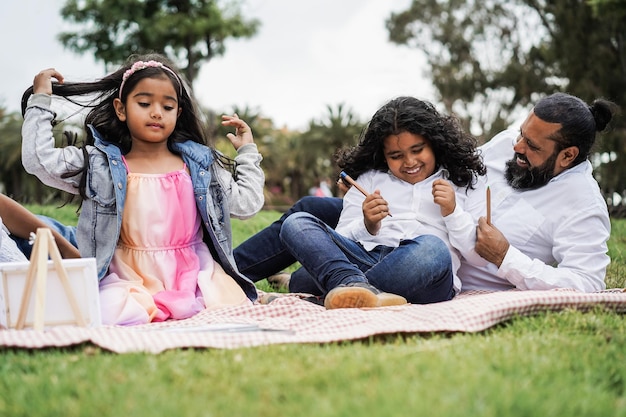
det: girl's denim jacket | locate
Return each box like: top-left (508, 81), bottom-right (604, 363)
top-left (22, 94), bottom-right (264, 302)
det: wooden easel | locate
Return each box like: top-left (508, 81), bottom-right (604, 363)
top-left (15, 228), bottom-right (86, 330)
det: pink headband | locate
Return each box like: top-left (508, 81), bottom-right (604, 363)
top-left (118, 60), bottom-right (183, 99)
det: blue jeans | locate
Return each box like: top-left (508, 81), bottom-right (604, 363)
top-left (12, 215), bottom-right (78, 258)
top-left (279, 212), bottom-right (455, 304)
top-left (233, 196), bottom-right (343, 282)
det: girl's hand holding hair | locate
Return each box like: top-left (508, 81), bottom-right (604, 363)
top-left (221, 114), bottom-right (253, 151)
top-left (432, 179), bottom-right (456, 217)
top-left (33, 68), bottom-right (64, 95)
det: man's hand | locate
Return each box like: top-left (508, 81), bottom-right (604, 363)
top-left (475, 217), bottom-right (510, 267)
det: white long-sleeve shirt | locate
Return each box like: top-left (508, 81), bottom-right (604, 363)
top-left (458, 129), bottom-right (610, 292)
top-left (336, 169), bottom-right (488, 293)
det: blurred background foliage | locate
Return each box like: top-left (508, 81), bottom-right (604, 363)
top-left (2, 0), bottom-right (625, 214)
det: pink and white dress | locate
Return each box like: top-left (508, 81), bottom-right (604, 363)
top-left (99, 159), bottom-right (250, 326)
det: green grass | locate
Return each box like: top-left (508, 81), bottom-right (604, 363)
top-left (24, 203), bottom-right (81, 227)
top-left (608, 218), bottom-right (626, 289)
top-left (2, 208), bottom-right (625, 417)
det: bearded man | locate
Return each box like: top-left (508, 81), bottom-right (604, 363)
top-left (460, 93), bottom-right (617, 292)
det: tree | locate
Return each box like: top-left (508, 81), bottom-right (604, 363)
top-left (216, 103), bottom-right (363, 203)
top-left (296, 104), bottom-right (363, 197)
top-left (386, 1), bottom-right (552, 139)
top-left (386, 0), bottom-right (626, 206)
top-left (58, 0), bottom-right (260, 83)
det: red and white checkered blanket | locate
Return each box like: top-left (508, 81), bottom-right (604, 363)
top-left (1, 289), bottom-right (625, 353)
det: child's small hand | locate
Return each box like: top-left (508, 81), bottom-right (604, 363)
top-left (221, 114), bottom-right (254, 150)
top-left (33, 68), bottom-right (64, 95)
top-left (432, 179), bottom-right (456, 217)
top-left (362, 190), bottom-right (389, 235)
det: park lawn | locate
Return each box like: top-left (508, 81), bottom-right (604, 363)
top-left (1, 205), bottom-right (624, 417)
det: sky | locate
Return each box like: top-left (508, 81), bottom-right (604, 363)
top-left (1, 0), bottom-right (435, 131)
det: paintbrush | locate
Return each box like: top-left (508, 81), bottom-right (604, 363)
top-left (486, 186), bottom-right (491, 225)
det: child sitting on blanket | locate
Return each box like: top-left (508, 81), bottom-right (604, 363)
top-left (280, 96), bottom-right (489, 309)
top-left (21, 54), bottom-right (265, 325)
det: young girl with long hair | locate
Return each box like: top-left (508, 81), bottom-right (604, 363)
top-left (21, 54), bottom-right (265, 325)
top-left (280, 96), bottom-right (487, 309)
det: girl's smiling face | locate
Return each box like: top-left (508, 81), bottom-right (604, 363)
top-left (383, 131), bottom-right (436, 184)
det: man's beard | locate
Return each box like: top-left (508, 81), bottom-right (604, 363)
top-left (505, 151), bottom-right (558, 190)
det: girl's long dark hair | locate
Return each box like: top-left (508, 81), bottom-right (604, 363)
top-left (335, 96), bottom-right (485, 189)
top-left (21, 53), bottom-right (234, 200)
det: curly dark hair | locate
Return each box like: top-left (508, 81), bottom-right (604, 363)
top-left (335, 96), bottom-right (485, 189)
